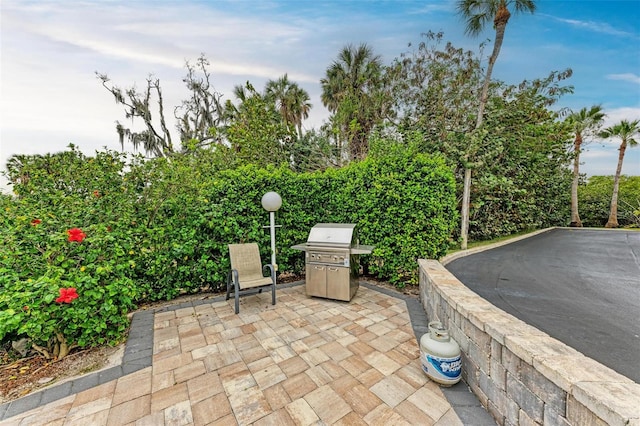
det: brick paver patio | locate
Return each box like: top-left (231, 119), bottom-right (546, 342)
top-left (1, 284), bottom-right (462, 425)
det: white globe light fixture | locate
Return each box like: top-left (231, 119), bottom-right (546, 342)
top-left (261, 192), bottom-right (282, 270)
top-left (261, 191), bottom-right (282, 212)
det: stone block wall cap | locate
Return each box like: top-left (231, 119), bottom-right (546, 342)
top-left (573, 381), bottom-right (640, 425)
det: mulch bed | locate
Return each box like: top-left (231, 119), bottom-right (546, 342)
top-left (0, 345), bottom-right (120, 404)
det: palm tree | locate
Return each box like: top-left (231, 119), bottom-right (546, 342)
top-left (565, 105), bottom-right (606, 227)
top-left (598, 119), bottom-right (640, 228)
top-left (289, 85), bottom-right (312, 139)
top-left (321, 44), bottom-right (387, 161)
top-left (265, 74), bottom-right (312, 139)
top-left (223, 82), bottom-right (260, 120)
top-left (456, 0), bottom-right (536, 249)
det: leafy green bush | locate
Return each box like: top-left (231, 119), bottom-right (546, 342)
top-left (1, 147), bottom-right (141, 356)
top-left (333, 143), bottom-right (457, 283)
top-left (467, 100), bottom-right (573, 240)
top-left (130, 141), bottom-right (457, 291)
top-left (579, 175), bottom-right (640, 227)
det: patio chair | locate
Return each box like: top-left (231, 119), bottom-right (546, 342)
top-left (227, 243), bottom-right (276, 314)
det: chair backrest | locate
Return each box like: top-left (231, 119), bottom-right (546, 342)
top-left (228, 243), bottom-right (264, 281)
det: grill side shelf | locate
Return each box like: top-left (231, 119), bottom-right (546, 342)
top-left (350, 244), bottom-right (375, 255)
top-left (290, 244), bottom-right (374, 253)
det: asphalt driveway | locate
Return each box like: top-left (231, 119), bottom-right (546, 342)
top-left (445, 228), bottom-right (640, 383)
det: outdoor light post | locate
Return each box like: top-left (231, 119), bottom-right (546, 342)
top-left (261, 191), bottom-right (282, 271)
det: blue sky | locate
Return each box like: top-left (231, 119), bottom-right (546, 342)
top-left (1, 0), bottom-right (639, 193)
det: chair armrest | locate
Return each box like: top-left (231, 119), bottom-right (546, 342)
top-left (230, 269), bottom-right (240, 284)
top-left (263, 264), bottom-right (275, 281)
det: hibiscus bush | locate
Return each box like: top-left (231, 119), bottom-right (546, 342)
top-left (0, 147), bottom-right (141, 357)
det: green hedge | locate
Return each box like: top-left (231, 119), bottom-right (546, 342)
top-left (1, 143), bottom-right (456, 353)
top-left (195, 151), bottom-right (458, 287)
top-left (579, 175), bottom-right (640, 227)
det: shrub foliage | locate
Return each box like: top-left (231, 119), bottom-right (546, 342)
top-left (579, 175), bottom-right (640, 227)
top-left (1, 143), bottom-right (456, 353)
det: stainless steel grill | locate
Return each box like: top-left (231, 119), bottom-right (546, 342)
top-left (291, 223), bottom-right (374, 301)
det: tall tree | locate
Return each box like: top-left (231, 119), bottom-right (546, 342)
top-left (598, 119), bottom-right (640, 228)
top-left (389, 31), bottom-right (483, 164)
top-left (97, 55), bottom-right (224, 157)
top-left (389, 33), bottom-right (573, 240)
top-left (565, 105), bottom-right (605, 227)
top-left (221, 83), bottom-right (255, 125)
top-left (474, 70), bottom-right (573, 238)
top-left (456, 0), bottom-right (536, 249)
top-left (290, 128), bottom-right (342, 172)
top-left (97, 73), bottom-right (174, 158)
top-left (264, 74), bottom-right (312, 139)
top-left (321, 44), bottom-right (392, 161)
top-left (225, 82), bottom-right (295, 167)
top-left (175, 56), bottom-right (226, 151)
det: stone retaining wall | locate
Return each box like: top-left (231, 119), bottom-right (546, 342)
top-left (418, 258), bottom-right (640, 426)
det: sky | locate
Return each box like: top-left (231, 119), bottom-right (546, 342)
top-left (1, 0), bottom-right (639, 194)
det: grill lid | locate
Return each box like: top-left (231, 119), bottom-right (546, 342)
top-left (306, 223), bottom-right (356, 248)
top-left (291, 223), bottom-right (374, 254)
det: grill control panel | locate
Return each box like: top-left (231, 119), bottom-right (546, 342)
top-left (307, 251), bottom-right (350, 267)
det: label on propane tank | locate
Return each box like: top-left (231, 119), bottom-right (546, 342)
top-left (422, 353), bottom-right (461, 380)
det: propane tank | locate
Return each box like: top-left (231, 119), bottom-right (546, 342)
top-left (420, 321), bottom-right (461, 386)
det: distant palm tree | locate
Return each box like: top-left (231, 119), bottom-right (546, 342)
top-left (321, 44), bottom-right (386, 161)
top-left (456, 0), bottom-right (536, 249)
top-left (599, 119), bottom-right (640, 228)
top-left (565, 105), bottom-right (606, 227)
top-left (265, 75), bottom-right (312, 139)
top-left (233, 84), bottom-right (251, 103)
top-left (221, 83), bottom-right (257, 124)
top-left (289, 85), bottom-right (312, 139)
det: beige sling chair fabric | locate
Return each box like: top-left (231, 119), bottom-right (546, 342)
top-left (227, 243), bottom-right (276, 314)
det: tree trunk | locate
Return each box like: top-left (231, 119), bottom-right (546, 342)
top-left (461, 167), bottom-right (472, 249)
top-left (570, 133), bottom-right (583, 227)
top-left (606, 141), bottom-right (626, 228)
top-left (475, 7), bottom-right (509, 130)
top-left (460, 8), bottom-right (509, 248)
top-left (297, 122), bottom-right (303, 140)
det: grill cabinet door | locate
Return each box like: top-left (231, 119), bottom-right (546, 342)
top-left (327, 267), bottom-right (350, 301)
top-left (306, 264), bottom-right (327, 297)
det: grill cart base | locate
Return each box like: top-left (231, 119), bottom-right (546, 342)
top-left (291, 223), bottom-right (374, 302)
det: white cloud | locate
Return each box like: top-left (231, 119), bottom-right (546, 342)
top-left (1, 0), bottom-right (639, 194)
top-left (544, 15), bottom-right (636, 38)
top-left (3, 1), bottom-right (319, 80)
top-left (602, 107), bottom-right (640, 128)
top-left (581, 149), bottom-right (613, 160)
top-left (575, 106), bottom-right (640, 176)
top-left (581, 144), bottom-right (640, 177)
top-left (407, 1), bottom-right (454, 15)
top-left (606, 73), bottom-right (640, 85)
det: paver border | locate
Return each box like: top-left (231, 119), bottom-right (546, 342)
top-left (1, 280), bottom-right (492, 424)
top-left (0, 310), bottom-right (155, 420)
